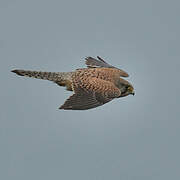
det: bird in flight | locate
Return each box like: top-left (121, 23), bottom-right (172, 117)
top-left (12, 56), bottom-right (135, 110)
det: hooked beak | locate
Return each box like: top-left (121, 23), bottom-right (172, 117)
top-left (131, 91), bottom-right (135, 96)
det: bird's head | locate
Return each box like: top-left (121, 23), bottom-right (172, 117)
top-left (118, 84), bottom-right (135, 97)
top-left (127, 85), bottom-right (135, 96)
top-left (116, 78), bottom-right (135, 97)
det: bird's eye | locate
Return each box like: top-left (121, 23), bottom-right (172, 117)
top-left (127, 86), bottom-right (133, 92)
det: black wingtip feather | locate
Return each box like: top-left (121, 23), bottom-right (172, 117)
top-left (97, 56), bottom-right (106, 63)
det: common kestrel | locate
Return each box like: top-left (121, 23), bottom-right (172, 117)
top-left (12, 56), bottom-right (135, 110)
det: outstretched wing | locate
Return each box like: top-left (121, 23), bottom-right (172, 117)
top-left (85, 56), bottom-right (115, 68)
top-left (60, 77), bottom-right (121, 110)
top-left (59, 91), bottom-right (111, 110)
top-left (85, 56), bottom-right (129, 77)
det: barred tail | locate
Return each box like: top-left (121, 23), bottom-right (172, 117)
top-left (11, 69), bottom-right (61, 81)
top-left (11, 69), bottom-right (73, 90)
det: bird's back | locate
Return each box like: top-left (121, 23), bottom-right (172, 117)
top-left (73, 67), bottom-right (123, 85)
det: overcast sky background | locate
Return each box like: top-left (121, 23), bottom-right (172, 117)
top-left (1, 0), bottom-right (180, 179)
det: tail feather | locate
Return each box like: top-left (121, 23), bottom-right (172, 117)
top-left (11, 69), bottom-right (73, 90)
top-left (11, 69), bottom-right (61, 81)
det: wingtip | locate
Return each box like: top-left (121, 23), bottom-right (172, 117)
top-left (97, 56), bottom-right (102, 60)
top-left (85, 56), bottom-right (93, 61)
top-left (59, 106), bottom-right (71, 110)
top-left (85, 57), bottom-right (93, 66)
top-left (59, 105), bottom-right (67, 110)
top-left (59, 104), bottom-right (73, 110)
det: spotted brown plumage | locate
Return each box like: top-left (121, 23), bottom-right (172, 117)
top-left (12, 56), bottom-right (135, 110)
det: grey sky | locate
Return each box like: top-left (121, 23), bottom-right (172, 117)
top-left (1, 0), bottom-right (180, 179)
